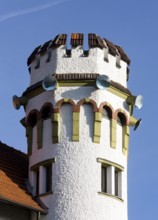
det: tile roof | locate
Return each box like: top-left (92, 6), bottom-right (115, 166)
top-left (0, 141), bottom-right (45, 213)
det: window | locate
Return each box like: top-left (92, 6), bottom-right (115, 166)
top-left (45, 164), bottom-right (52, 192)
top-left (101, 166), bottom-right (107, 193)
top-left (35, 169), bottom-right (39, 196)
top-left (115, 170), bottom-right (119, 197)
top-left (31, 159), bottom-right (55, 196)
top-left (98, 158), bottom-right (124, 199)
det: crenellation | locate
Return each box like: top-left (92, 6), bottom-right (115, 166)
top-left (28, 33), bottom-right (130, 88)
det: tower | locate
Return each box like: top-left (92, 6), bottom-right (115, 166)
top-left (13, 33), bottom-right (142, 220)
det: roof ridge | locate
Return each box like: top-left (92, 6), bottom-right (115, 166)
top-left (0, 141), bottom-right (27, 158)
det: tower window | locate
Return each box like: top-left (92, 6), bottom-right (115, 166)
top-left (115, 170), bottom-right (119, 197)
top-left (35, 169), bottom-right (39, 196)
top-left (97, 158), bottom-right (124, 200)
top-left (45, 164), bottom-right (52, 192)
top-left (31, 159), bottom-right (55, 196)
top-left (101, 166), bottom-right (107, 193)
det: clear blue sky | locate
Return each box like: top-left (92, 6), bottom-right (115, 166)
top-left (0, 0), bottom-right (156, 219)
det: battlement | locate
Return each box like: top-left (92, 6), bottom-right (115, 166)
top-left (28, 33), bottom-right (130, 87)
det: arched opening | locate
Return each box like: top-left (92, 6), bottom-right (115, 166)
top-left (80, 103), bottom-right (94, 141)
top-left (26, 110), bottom-right (39, 155)
top-left (41, 105), bottom-right (52, 120)
top-left (116, 112), bottom-right (127, 150)
top-left (60, 103), bottom-right (73, 142)
top-left (28, 112), bottom-right (38, 127)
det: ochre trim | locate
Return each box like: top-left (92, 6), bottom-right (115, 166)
top-left (72, 112), bottom-right (80, 141)
top-left (122, 125), bottom-right (130, 156)
top-left (30, 158), bottom-right (55, 171)
top-left (22, 78), bottom-right (131, 101)
top-left (97, 158), bottom-right (124, 171)
top-left (76, 98), bottom-right (98, 112)
top-left (51, 113), bottom-right (60, 143)
top-left (93, 112), bottom-right (102, 143)
top-left (110, 119), bottom-right (117, 148)
top-left (108, 86), bottom-right (128, 100)
top-left (58, 80), bottom-right (95, 87)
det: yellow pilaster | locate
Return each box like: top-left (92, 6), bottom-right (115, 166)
top-left (52, 113), bottom-right (60, 143)
top-left (122, 125), bottom-right (130, 155)
top-left (72, 112), bottom-right (80, 141)
top-left (110, 119), bottom-right (117, 148)
top-left (93, 112), bottom-right (102, 143)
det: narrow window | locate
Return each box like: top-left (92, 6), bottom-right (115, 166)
top-left (45, 165), bottom-right (52, 192)
top-left (115, 170), bottom-right (119, 196)
top-left (36, 169), bottom-right (39, 196)
top-left (101, 166), bottom-right (107, 193)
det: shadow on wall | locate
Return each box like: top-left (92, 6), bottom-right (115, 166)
top-left (61, 87), bottom-right (96, 101)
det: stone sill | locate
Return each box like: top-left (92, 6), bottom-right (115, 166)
top-left (98, 192), bottom-right (124, 202)
top-left (35, 191), bottom-right (53, 198)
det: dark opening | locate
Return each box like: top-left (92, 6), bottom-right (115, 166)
top-left (102, 107), bottom-right (112, 119)
top-left (101, 166), bottom-right (107, 193)
top-left (42, 106), bottom-right (51, 120)
top-left (115, 170), bottom-right (119, 196)
top-left (46, 165), bottom-right (52, 192)
top-left (36, 170), bottom-right (39, 195)
top-left (28, 113), bottom-right (37, 127)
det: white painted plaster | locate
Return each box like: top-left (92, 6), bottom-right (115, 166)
top-left (28, 103), bottom-right (128, 220)
top-left (30, 46), bottom-right (128, 87)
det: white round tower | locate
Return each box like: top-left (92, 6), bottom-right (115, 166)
top-left (14, 33), bottom-right (141, 220)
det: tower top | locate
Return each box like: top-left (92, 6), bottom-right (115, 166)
top-left (27, 33), bottom-right (130, 87)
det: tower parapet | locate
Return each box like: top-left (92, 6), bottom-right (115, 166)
top-left (27, 33), bottom-right (130, 87)
top-left (13, 33), bottom-right (141, 220)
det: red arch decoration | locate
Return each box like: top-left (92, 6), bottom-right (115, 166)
top-left (76, 98), bottom-right (98, 112)
top-left (26, 109), bottom-right (40, 126)
top-left (114, 109), bottom-right (129, 125)
top-left (53, 98), bottom-right (76, 113)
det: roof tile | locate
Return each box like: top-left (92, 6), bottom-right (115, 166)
top-left (0, 142), bottom-right (45, 213)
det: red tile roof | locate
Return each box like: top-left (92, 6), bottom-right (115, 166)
top-left (0, 141), bottom-right (45, 213)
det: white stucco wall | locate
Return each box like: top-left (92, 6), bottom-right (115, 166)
top-left (27, 86), bottom-right (128, 220)
top-left (29, 46), bottom-right (127, 87)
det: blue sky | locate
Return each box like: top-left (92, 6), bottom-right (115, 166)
top-left (0, 0), bottom-right (157, 219)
